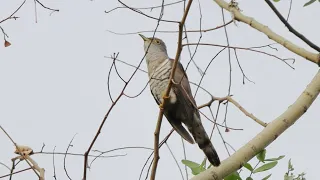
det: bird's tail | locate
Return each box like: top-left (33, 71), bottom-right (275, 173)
top-left (201, 141), bottom-right (221, 166)
top-left (190, 114), bottom-right (221, 166)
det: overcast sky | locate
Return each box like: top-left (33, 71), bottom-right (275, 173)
top-left (0, 0), bottom-right (319, 179)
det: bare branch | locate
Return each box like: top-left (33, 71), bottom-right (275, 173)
top-left (106, 0), bottom-right (184, 13)
top-left (212, 0), bottom-right (320, 65)
top-left (264, 0), bottom-right (320, 53)
top-left (0, 126), bottom-right (41, 178)
top-left (213, 96), bottom-right (267, 127)
top-left (183, 43), bottom-right (295, 69)
top-left (106, 20), bottom-right (232, 35)
top-left (151, 1), bottom-right (194, 179)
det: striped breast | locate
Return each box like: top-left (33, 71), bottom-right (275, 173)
top-left (148, 59), bottom-right (177, 104)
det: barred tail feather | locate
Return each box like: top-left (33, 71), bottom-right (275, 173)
top-left (191, 113), bottom-right (221, 166)
top-left (202, 143), bottom-right (221, 166)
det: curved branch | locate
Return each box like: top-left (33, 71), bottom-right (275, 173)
top-left (213, 96), bottom-right (267, 127)
top-left (191, 70), bottom-right (320, 180)
top-left (213, 0), bottom-right (320, 66)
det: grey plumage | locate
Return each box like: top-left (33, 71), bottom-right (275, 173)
top-left (139, 34), bottom-right (220, 166)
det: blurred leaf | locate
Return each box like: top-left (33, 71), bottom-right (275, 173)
top-left (288, 159), bottom-right (294, 171)
top-left (181, 159), bottom-right (205, 175)
top-left (225, 172), bottom-right (242, 180)
top-left (254, 161), bottom-right (278, 173)
top-left (273, 0), bottom-right (281, 2)
top-left (304, 0), bottom-right (316, 6)
top-left (243, 163), bottom-right (254, 172)
top-left (284, 173), bottom-right (294, 180)
top-left (4, 40), bottom-right (11, 47)
top-left (256, 149), bottom-right (266, 162)
top-left (200, 158), bottom-right (206, 169)
top-left (262, 174), bottom-right (272, 180)
top-left (265, 155), bottom-right (285, 161)
top-left (246, 177), bottom-right (253, 180)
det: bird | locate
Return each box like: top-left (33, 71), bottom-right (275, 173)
top-left (139, 34), bottom-right (221, 166)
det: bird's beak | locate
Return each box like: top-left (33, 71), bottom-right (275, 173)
top-left (139, 34), bottom-right (148, 41)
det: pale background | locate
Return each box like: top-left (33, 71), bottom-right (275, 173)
top-left (0, 0), bottom-right (319, 179)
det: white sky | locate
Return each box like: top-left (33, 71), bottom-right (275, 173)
top-left (0, 0), bottom-right (319, 179)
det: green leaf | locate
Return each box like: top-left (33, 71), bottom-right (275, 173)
top-left (284, 174), bottom-right (294, 180)
top-left (200, 158), bottom-right (206, 169)
top-left (246, 177), bottom-right (253, 180)
top-left (182, 160), bottom-right (200, 168)
top-left (262, 174), bottom-right (272, 180)
top-left (181, 160), bottom-right (205, 175)
top-left (265, 155), bottom-right (285, 161)
top-left (288, 159), bottom-right (294, 171)
top-left (225, 172), bottom-right (242, 180)
top-left (253, 161), bottom-right (278, 173)
top-left (273, 0), bottom-right (281, 2)
top-left (256, 149), bottom-right (266, 162)
top-left (304, 0), bottom-right (317, 6)
top-left (243, 163), bottom-right (254, 172)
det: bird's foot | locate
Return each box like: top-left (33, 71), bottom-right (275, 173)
top-left (159, 103), bottom-right (164, 110)
top-left (162, 95), bottom-right (170, 100)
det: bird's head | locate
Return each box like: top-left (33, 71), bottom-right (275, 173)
top-left (139, 34), bottom-right (168, 56)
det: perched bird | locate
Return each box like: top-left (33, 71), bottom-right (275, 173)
top-left (139, 34), bottom-right (221, 166)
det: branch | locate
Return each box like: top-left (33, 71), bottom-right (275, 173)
top-left (213, 96), bottom-right (267, 127)
top-left (264, 0), bottom-right (320, 53)
top-left (191, 69), bottom-right (320, 180)
top-left (0, 126), bottom-right (41, 179)
top-left (0, 0), bottom-right (25, 24)
top-left (150, 0), bottom-right (194, 179)
top-left (213, 0), bottom-right (320, 66)
top-left (106, 20), bottom-right (232, 35)
top-left (183, 43), bottom-right (295, 69)
top-left (0, 167), bottom-right (32, 179)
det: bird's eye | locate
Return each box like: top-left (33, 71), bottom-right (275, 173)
top-left (155, 40), bottom-right (160, 44)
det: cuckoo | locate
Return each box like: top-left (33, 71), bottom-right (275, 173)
top-left (139, 34), bottom-right (221, 166)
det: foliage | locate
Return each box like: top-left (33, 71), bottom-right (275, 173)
top-left (284, 159), bottom-right (306, 180)
top-left (182, 149), bottom-right (286, 180)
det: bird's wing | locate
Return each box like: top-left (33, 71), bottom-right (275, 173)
top-left (172, 61), bottom-right (197, 108)
top-left (168, 61), bottom-right (199, 144)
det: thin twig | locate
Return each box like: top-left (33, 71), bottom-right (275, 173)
top-left (64, 134), bottom-right (77, 180)
top-left (52, 146), bottom-right (57, 180)
top-left (183, 43), bottom-right (295, 69)
top-left (264, 0), bottom-right (320, 53)
top-left (165, 143), bottom-right (185, 180)
top-left (0, 0), bottom-right (26, 24)
top-left (0, 126), bottom-right (40, 178)
top-left (83, 1), bottom-right (165, 178)
top-left (213, 96), bottom-right (267, 127)
top-left (117, 0), bottom-right (178, 24)
top-left (150, 0), bottom-right (194, 179)
top-left (106, 20), bottom-right (232, 35)
top-left (106, 0), bottom-right (184, 13)
top-left (0, 167), bottom-right (32, 178)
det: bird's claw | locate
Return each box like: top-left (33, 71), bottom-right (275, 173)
top-left (159, 103), bottom-right (164, 110)
top-left (162, 95), bottom-right (170, 99)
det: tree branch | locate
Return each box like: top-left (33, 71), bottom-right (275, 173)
top-left (213, 96), bottom-right (267, 127)
top-left (212, 0), bottom-right (320, 66)
top-left (264, 0), bottom-right (320, 53)
top-left (191, 70), bottom-right (320, 180)
top-left (150, 0), bottom-right (194, 179)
